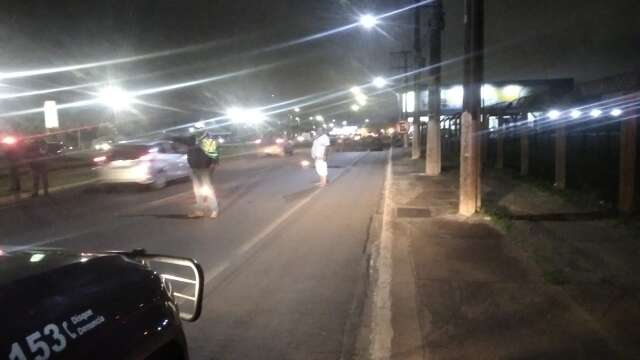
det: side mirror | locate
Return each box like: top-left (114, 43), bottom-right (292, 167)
top-left (116, 250), bottom-right (204, 322)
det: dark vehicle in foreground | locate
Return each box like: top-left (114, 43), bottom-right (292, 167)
top-left (0, 248), bottom-right (203, 360)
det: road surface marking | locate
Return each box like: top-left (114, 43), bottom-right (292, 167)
top-left (204, 151), bottom-right (368, 285)
top-left (370, 148), bottom-right (394, 359)
top-left (206, 185), bottom-right (323, 284)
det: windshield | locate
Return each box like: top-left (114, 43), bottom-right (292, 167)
top-left (1, 1), bottom-right (639, 359)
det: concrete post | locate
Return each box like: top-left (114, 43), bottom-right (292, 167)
top-left (460, 111), bottom-right (479, 215)
top-left (554, 124), bottom-right (567, 189)
top-left (520, 131), bottom-right (529, 176)
top-left (412, 118), bottom-right (421, 159)
top-left (426, 119), bottom-right (441, 174)
top-left (425, 0), bottom-right (443, 176)
top-left (459, 0), bottom-right (483, 215)
top-left (619, 116), bottom-right (637, 213)
top-left (412, 0), bottom-right (423, 160)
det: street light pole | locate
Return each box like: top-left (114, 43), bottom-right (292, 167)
top-left (459, 0), bottom-right (484, 215)
top-left (426, 0), bottom-right (444, 176)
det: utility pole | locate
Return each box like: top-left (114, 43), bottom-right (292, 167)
top-left (390, 50), bottom-right (412, 148)
top-left (412, 0), bottom-right (425, 160)
top-left (425, 0), bottom-right (444, 175)
top-left (459, 0), bottom-right (484, 216)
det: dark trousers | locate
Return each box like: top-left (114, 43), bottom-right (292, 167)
top-left (30, 162), bottom-right (49, 195)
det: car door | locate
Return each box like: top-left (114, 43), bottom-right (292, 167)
top-left (153, 142), bottom-right (176, 179)
top-left (168, 142), bottom-right (190, 178)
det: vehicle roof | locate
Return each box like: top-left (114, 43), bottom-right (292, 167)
top-left (115, 139), bottom-right (170, 146)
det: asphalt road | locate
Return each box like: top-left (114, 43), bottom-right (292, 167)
top-left (0, 149), bottom-right (388, 359)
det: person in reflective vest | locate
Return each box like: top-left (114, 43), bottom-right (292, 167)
top-left (187, 132), bottom-right (219, 218)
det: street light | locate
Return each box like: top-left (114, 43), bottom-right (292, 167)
top-left (342, 120), bottom-right (348, 126)
top-left (372, 76), bottom-right (387, 89)
top-left (226, 107), bottom-right (266, 124)
top-left (365, 119), bottom-right (370, 123)
top-left (315, 115), bottom-right (324, 121)
top-left (351, 104), bottom-right (360, 112)
top-left (570, 109), bottom-right (582, 119)
top-left (355, 93), bottom-right (367, 106)
top-left (611, 108), bottom-right (623, 117)
top-left (294, 107), bottom-right (300, 112)
top-left (359, 14), bottom-right (378, 29)
top-left (98, 86), bottom-right (131, 111)
top-left (547, 110), bottom-right (561, 120)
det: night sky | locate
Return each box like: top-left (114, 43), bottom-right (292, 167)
top-left (0, 0), bottom-right (638, 133)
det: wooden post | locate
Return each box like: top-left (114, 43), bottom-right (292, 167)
top-left (554, 124), bottom-right (567, 189)
top-left (520, 131), bottom-right (529, 176)
top-left (619, 116), bottom-right (637, 213)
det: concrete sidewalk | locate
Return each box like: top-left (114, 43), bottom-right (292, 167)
top-left (385, 150), bottom-right (618, 359)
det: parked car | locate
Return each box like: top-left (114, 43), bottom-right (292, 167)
top-left (0, 248), bottom-right (203, 360)
top-left (94, 140), bottom-right (190, 189)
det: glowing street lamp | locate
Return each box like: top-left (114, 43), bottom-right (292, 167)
top-left (372, 76), bottom-right (387, 89)
top-left (355, 93), bottom-right (367, 106)
top-left (611, 108), bottom-right (623, 117)
top-left (570, 109), bottom-right (582, 119)
top-left (226, 107), bottom-right (266, 125)
top-left (98, 86), bottom-right (131, 111)
top-left (590, 109), bottom-right (602, 118)
top-left (359, 14), bottom-right (378, 29)
top-left (294, 107), bottom-right (300, 112)
top-left (351, 104), bottom-right (360, 112)
top-left (547, 110), bottom-right (561, 120)
top-left (315, 115), bottom-right (324, 121)
top-left (342, 120), bottom-right (348, 126)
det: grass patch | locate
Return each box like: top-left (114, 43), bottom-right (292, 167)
top-left (481, 205), bottom-right (513, 233)
top-left (542, 269), bottom-right (569, 285)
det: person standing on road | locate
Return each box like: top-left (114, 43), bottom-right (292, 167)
top-left (187, 132), bottom-right (220, 218)
top-left (27, 138), bottom-right (50, 197)
top-left (311, 128), bottom-right (331, 187)
top-left (2, 136), bottom-right (24, 198)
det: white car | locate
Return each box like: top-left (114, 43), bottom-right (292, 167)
top-left (94, 140), bottom-right (190, 189)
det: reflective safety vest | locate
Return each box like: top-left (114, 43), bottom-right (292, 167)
top-left (199, 137), bottom-right (219, 159)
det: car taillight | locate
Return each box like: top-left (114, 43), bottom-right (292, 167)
top-left (93, 156), bottom-right (107, 163)
top-left (1, 136), bottom-right (17, 145)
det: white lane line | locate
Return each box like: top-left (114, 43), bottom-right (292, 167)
top-left (206, 185), bottom-right (322, 284)
top-left (370, 147), bottom-right (394, 359)
top-left (204, 151), bottom-right (369, 285)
